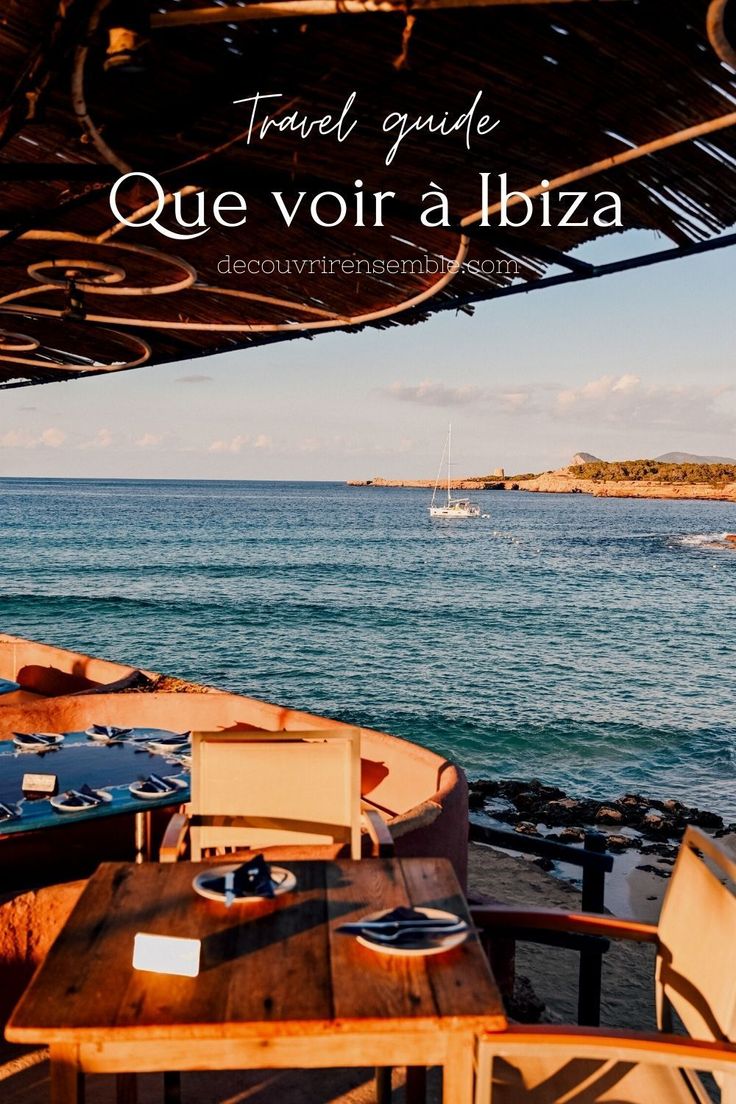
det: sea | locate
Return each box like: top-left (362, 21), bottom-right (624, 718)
top-left (1, 479), bottom-right (734, 818)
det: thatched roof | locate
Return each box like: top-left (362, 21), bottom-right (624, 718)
top-left (0, 0), bottom-right (735, 387)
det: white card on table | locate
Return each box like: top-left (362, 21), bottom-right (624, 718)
top-left (132, 933), bottom-right (201, 978)
top-left (22, 773), bottom-right (58, 797)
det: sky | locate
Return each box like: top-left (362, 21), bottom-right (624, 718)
top-left (1, 229), bottom-right (734, 481)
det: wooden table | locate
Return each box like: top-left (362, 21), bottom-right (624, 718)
top-left (6, 857), bottom-right (507, 1104)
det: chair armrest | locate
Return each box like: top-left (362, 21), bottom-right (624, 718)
top-left (159, 811), bottom-right (190, 862)
top-left (361, 808), bottom-right (395, 857)
top-left (478, 1024), bottom-right (736, 1075)
top-left (470, 904), bottom-right (658, 944)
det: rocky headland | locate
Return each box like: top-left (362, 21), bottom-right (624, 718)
top-left (347, 476), bottom-right (496, 490)
top-left (509, 466), bottom-right (736, 502)
top-left (349, 457), bottom-right (736, 502)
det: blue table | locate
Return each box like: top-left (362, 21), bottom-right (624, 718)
top-left (0, 729), bottom-right (190, 860)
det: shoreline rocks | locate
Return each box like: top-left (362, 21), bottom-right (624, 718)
top-left (469, 777), bottom-right (735, 856)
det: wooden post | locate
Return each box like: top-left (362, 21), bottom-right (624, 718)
top-left (442, 1035), bottom-right (475, 1104)
top-left (375, 1066), bottom-right (392, 1103)
top-left (578, 831), bottom-right (607, 1026)
top-left (163, 1071), bottom-right (181, 1104)
top-left (50, 1045), bottom-right (83, 1104)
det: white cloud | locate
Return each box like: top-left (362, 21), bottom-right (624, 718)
top-left (612, 373), bottom-right (640, 393)
top-left (0, 429), bottom-right (35, 448)
top-left (208, 433), bottom-right (273, 454)
top-left (386, 380), bottom-right (485, 407)
top-left (40, 427), bottom-right (65, 448)
top-left (0, 426), bottom-right (66, 449)
top-left (209, 434), bottom-right (249, 454)
top-left (553, 374), bottom-right (735, 432)
top-left (135, 433), bottom-right (163, 449)
top-left (557, 374), bottom-right (642, 409)
top-left (79, 427), bottom-right (113, 450)
top-left (498, 390), bottom-right (533, 411)
top-left (386, 372), bottom-right (735, 438)
top-left (386, 379), bottom-right (537, 414)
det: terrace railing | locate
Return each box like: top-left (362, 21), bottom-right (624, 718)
top-left (468, 819), bottom-right (614, 1026)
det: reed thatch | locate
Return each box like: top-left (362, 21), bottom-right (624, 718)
top-left (0, 0), bottom-right (735, 387)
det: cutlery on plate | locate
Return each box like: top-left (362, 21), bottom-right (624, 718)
top-left (361, 924), bottom-right (468, 944)
top-left (68, 790), bottom-right (100, 806)
top-left (338, 919), bottom-right (468, 936)
top-left (147, 774), bottom-right (170, 791)
top-left (339, 916), bottom-right (465, 933)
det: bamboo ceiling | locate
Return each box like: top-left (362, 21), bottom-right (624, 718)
top-left (0, 0), bottom-right (735, 387)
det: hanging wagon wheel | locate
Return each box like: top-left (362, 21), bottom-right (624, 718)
top-left (707, 0), bottom-right (736, 67)
top-left (0, 313), bottom-right (151, 377)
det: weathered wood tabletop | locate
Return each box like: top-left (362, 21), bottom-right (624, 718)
top-left (6, 857), bottom-right (507, 1103)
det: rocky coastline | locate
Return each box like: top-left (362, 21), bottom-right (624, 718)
top-left (469, 777), bottom-right (735, 875)
top-left (348, 467), bottom-right (736, 502)
top-left (507, 469), bottom-right (736, 501)
top-left (347, 476), bottom-right (498, 490)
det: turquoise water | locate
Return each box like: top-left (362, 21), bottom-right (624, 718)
top-left (1, 479), bottom-right (734, 816)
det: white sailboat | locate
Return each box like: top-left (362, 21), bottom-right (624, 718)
top-left (429, 425), bottom-right (481, 518)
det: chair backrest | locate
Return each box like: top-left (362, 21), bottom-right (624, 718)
top-left (656, 825), bottom-right (736, 1046)
top-left (188, 729), bottom-right (362, 859)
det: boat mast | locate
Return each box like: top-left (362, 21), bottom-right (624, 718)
top-left (447, 423), bottom-right (452, 504)
top-left (431, 427), bottom-right (448, 509)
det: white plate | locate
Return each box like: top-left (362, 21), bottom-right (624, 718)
top-left (355, 908), bottom-right (469, 957)
top-left (192, 864), bottom-right (297, 903)
top-left (129, 776), bottom-right (187, 800)
top-left (144, 734), bottom-right (191, 754)
top-left (50, 789), bottom-right (112, 814)
top-left (85, 726), bottom-right (133, 742)
top-left (13, 732), bottom-right (64, 751)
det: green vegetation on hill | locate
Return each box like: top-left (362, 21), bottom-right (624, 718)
top-left (569, 459), bottom-right (736, 486)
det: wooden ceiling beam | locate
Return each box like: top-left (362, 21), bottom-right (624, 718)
top-left (440, 229), bottom-right (736, 309)
top-left (151, 0), bottom-right (630, 29)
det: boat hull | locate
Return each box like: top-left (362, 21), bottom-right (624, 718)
top-left (429, 505), bottom-right (481, 518)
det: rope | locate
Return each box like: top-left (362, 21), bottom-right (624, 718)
top-left (394, 11), bottom-right (416, 69)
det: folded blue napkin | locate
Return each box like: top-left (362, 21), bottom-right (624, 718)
top-left (64, 785), bottom-right (102, 807)
top-left (375, 907), bottom-right (428, 924)
top-left (230, 855), bottom-right (275, 898)
top-left (136, 774), bottom-right (174, 794)
top-left (91, 725), bottom-right (132, 739)
top-left (14, 732), bottom-right (57, 746)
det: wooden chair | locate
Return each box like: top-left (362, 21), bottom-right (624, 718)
top-left (472, 826), bottom-right (736, 1103)
top-left (158, 729), bottom-right (393, 1104)
top-left (160, 728), bottom-right (393, 862)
